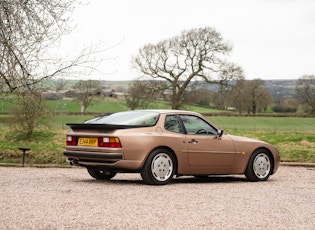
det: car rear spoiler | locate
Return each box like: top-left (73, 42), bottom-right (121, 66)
top-left (66, 123), bottom-right (152, 130)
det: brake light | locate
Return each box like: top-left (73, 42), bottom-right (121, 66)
top-left (98, 137), bottom-right (122, 148)
top-left (66, 136), bottom-right (77, 146)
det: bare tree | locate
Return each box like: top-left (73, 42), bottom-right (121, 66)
top-left (295, 75), bottom-right (315, 114)
top-left (125, 80), bottom-right (167, 110)
top-left (228, 78), bottom-right (246, 113)
top-left (247, 79), bottom-right (272, 114)
top-left (53, 78), bottom-right (70, 92)
top-left (10, 92), bottom-right (53, 139)
top-left (0, 0), bottom-right (102, 95)
top-left (125, 81), bottom-right (147, 110)
top-left (185, 86), bottom-right (214, 107)
top-left (272, 97), bottom-right (298, 113)
top-left (229, 79), bottom-right (272, 115)
top-left (74, 80), bottom-right (101, 113)
top-left (131, 27), bottom-right (243, 109)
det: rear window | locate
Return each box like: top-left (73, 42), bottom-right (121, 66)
top-left (84, 111), bottom-right (159, 126)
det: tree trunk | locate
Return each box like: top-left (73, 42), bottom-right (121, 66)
top-left (80, 105), bottom-right (86, 113)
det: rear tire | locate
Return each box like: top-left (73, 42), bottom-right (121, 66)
top-left (141, 148), bottom-right (176, 185)
top-left (87, 168), bottom-right (117, 180)
top-left (245, 149), bottom-right (273, 182)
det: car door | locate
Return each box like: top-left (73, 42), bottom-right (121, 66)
top-left (180, 115), bottom-right (236, 173)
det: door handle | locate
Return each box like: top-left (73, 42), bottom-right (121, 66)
top-left (188, 139), bottom-right (198, 144)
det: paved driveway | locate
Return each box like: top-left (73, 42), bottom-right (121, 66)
top-left (0, 166), bottom-right (314, 229)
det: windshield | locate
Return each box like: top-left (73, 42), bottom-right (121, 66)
top-left (84, 111), bottom-right (160, 126)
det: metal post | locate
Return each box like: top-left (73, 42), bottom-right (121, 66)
top-left (18, 148), bottom-right (31, 167)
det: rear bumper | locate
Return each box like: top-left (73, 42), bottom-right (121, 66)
top-left (64, 150), bottom-right (123, 160)
top-left (63, 150), bottom-right (142, 170)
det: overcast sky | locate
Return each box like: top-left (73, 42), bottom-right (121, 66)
top-left (59, 0), bottom-right (315, 81)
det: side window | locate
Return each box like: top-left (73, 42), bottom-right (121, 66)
top-left (164, 115), bottom-right (182, 133)
top-left (180, 115), bottom-right (217, 135)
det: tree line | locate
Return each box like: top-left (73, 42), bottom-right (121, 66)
top-left (125, 77), bottom-right (315, 115)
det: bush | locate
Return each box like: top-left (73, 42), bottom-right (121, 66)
top-left (272, 105), bottom-right (297, 113)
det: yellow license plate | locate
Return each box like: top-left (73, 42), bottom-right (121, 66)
top-left (78, 138), bottom-right (98, 146)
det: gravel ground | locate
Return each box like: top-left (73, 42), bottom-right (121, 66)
top-left (0, 166), bottom-right (314, 230)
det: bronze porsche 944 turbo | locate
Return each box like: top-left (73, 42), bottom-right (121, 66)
top-left (64, 110), bottom-right (280, 185)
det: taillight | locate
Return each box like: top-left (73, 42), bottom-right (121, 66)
top-left (98, 137), bottom-right (122, 148)
top-left (66, 136), bottom-right (77, 146)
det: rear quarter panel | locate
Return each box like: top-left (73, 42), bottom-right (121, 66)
top-left (114, 126), bottom-right (187, 169)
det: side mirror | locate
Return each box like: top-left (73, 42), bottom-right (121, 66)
top-left (217, 129), bottom-right (224, 138)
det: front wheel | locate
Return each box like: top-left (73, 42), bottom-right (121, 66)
top-left (141, 148), bottom-right (176, 185)
top-left (87, 168), bottom-right (117, 180)
top-left (245, 149), bottom-right (273, 182)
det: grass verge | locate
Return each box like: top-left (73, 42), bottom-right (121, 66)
top-left (0, 115), bottom-right (315, 165)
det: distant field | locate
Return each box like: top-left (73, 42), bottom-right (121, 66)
top-left (1, 98), bottom-right (226, 114)
top-left (0, 99), bottom-right (314, 165)
top-left (45, 99), bottom-right (128, 113)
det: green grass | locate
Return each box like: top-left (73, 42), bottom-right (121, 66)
top-left (46, 100), bottom-right (80, 112)
top-left (1, 101), bottom-right (315, 165)
top-left (206, 116), bottom-right (315, 132)
top-left (50, 115), bottom-right (94, 129)
top-left (86, 99), bottom-right (129, 112)
top-left (0, 128), bottom-right (66, 165)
